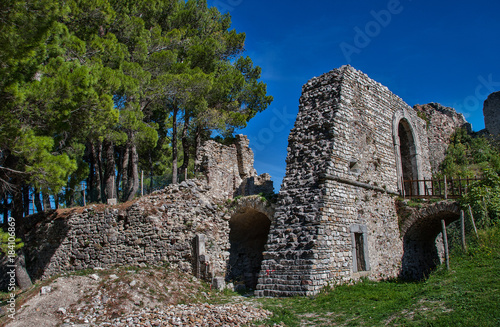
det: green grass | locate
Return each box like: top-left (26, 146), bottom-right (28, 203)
top-left (258, 226), bottom-right (500, 326)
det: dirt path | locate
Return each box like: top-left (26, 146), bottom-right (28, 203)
top-left (1, 268), bottom-right (271, 327)
top-left (4, 275), bottom-right (99, 327)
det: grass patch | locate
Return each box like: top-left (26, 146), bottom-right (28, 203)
top-left (259, 226), bottom-right (500, 326)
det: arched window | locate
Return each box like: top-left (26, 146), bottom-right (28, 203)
top-left (398, 119), bottom-right (419, 196)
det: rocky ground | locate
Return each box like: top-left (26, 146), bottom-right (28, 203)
top-left (0, 267), bottom-right (272, 327)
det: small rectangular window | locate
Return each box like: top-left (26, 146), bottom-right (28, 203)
top-left (351, 224), bottom-right (370, 273)
top-left (354, 232), bottom-right (366, 271)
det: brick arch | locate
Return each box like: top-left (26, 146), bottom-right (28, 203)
top-left (393, 109), bottom-right (424, 195)
top-left (399, 201), bottom-right (461, 280)
top-left (228, 195), bottom-right (275, 221)
top-left (226, 196), bottom-right (275, 289)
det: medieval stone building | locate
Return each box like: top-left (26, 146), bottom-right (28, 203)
top-left (6, 66), bottom-right (482, 297)
top-left (255, 66), bottom-right (468, 296)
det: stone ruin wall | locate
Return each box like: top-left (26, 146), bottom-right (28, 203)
top-left (5, 65), bottom-right (482, 296)
top-left (7, 136), bottom-right (274, 290)
top-left (257, 66), bottom-right (436, 296)
top-left (414, 103), bottom-right (471, 174)
top-left (17, 180), bottom-right (231, 284)
top-left (484, 91), bottom-right (500, 137)
top-left (195, 134), bottom-right (273, 197)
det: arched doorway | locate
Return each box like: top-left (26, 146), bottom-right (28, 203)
top-left (399, 202), bottom-right (461, 280)
top-left (398, 119), bottom-right (419, 196)
top-left (227, 208), bottom-right (271, 289)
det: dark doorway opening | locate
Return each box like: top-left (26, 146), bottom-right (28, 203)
top-left (227, 208), bottom-right (271, 289)
top-left (400, 212), bottom-right (459, 280)
top-left (398, 119), bottom-right (419, 195)
top-left (400, 235), bottom-right (441, 280)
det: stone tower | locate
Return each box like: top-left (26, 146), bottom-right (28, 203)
top-left (256, 66), bottom-right (433, 297)
top-left (484, 91), bottom-right (500, 137)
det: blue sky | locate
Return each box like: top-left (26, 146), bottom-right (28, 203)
top-left (207, 0), bottom-right (500, 191)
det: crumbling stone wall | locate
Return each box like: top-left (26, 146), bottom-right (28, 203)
top-left (414, 103), bottom-right (471, 174)
top-left (484, 91), bottom-right (500, 137)
top-left (9, 137), bottom-right (276, 288)
top-left (7, 66), bottom-right (475, 296)
top-left (196, 134), bottom-right (273, 197)
top-left (256, 66), bottom-right (434, 296)
top-left (19, 180), bottom-right (232, 281)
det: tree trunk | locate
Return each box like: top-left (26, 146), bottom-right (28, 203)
top-left (194, 124), bottom-right (209, 173)
top-left (34, 188), bottom-right (42, 213)
top-left (129, 143), bottom-right (139, 199)
top-left (15, 252), bottom-right (32, 290)
top-left (22, 185), bottom-right (29, 217)
top-left (12, 186), bottom-right (23, 220)
top-left (172, 105), bottom-right (178, 184)
top-left (149, 152), bottom-right (154, 193)
top-left (65, 177), bottom-right (75, 208)
top-left (116, 147), bottom-right (123, 200)
top-left (103, 140), bottom-right (116, 201)
top-left (121, 145), bottom-right (130, 202)
top-left (89, 142), bottom-right (103, 203)
top-left (42, 189), bottom-right (51, 210)
top-left (87, 145), bottom-right (95, 202)
top-left (3, 193), bottom-right (10, 220)
top-left (121, 142), bottom-right (139, 202)
top-left (97, 142), bottom-right (104, 201)
top-left (180, 116), bottom-right (191, 181)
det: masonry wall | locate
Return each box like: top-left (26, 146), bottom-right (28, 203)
top-left (484, 91), bottom-right (500, 137)
top-left (414, 103), bottom-right (471, 173)
top-left (256, 66), bottom-right (432, 296)
top-left (9, 136), bottom-right (275, 289)
top-left (18, 180), bottom-right (232, 283)
top-left (6, 66), bottom-right (474, 295)
top-left (196, 134), bottom-right (273, 197)
top-left (256, 69), bottom-right (343, 297)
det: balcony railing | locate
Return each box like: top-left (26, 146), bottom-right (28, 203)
top-left (402, 176), bottom-right (481, 199)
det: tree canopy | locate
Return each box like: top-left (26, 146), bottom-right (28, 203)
top-left (439, 128), bottom-right (500, 228)
top-left (0, 0), bottom-right (272, 219)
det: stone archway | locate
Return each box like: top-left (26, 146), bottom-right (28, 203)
top-left (399, 201), bottom-right (461, 280)
top-left (227, 196), bottom-right (274, 289)
top-left (398, 119), bottom-right (419, 195)
top-left (393, 109), bottom-right (424, 196)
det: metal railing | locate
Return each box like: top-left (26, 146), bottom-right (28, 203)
top-left (402, 176), bottom-right (482, 199)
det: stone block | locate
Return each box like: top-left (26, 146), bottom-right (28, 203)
top-left (212, 276), bottom-right (225, 291)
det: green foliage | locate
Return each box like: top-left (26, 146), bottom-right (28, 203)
top-left (1, 0), bottom-right (272, 213)
top-left (0, 229), bottom-right (24, 257)
top-left (14, 130), bottom-right (77, 194)
top-left (461, 169), bottom-right (500, 228)
top-left (439, 128), bottom-right (500, 178)
top-left (258, 225), bottom-right (500, 326)
top-left (258, 192), bottom-right (278, 204)
top-left (438, 128), bottom-right (500, 244)
top-left (417, 110), bottom-right (430, 129)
